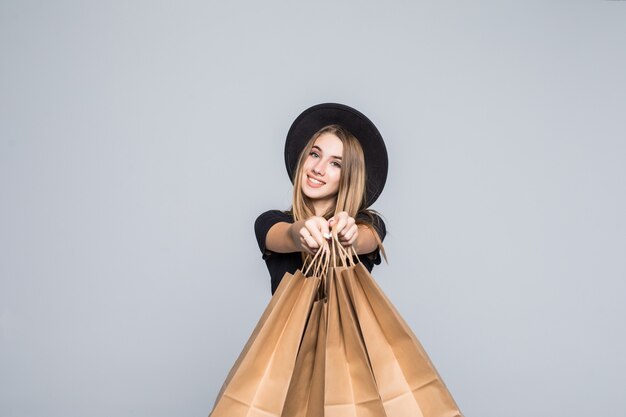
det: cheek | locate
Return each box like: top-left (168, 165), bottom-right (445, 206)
top-left (302, 156), bottom-right (315, 171)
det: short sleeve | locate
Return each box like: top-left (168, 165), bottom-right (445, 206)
top-left (356, 211), bottom-right (387, 265)
top-left (254, 210), bottom-right (294, 260)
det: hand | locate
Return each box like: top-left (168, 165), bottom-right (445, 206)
top-left (329, 211), bottom-right (358, 247)
top-left (295, 216), bottom-right (331, 255)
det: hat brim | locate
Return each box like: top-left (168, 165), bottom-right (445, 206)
top-left (284, 103), bottom-right (388, 208)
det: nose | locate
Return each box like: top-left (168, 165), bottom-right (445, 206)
top-left (312, 159), bottom-right (325, 176)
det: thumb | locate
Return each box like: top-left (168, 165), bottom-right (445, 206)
top-left (322, 219), bottom-right (331, 239)
top-left (327, 217), bottom-right (336, 234)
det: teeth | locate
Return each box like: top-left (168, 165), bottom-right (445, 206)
top-left (308, 176), bottom-right (324, 185)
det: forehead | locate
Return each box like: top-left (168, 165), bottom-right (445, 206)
top-left (313, 132), bottom-right (343, 155)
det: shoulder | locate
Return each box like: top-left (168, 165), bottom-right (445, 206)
top-left (255, 209), bottom-right (293, 225)
top-left (355, 209), bottom-right (385, 226)
top-left (254, 210), bottom-right (294, 235)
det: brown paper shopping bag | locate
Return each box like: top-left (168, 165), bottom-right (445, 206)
top-left (282, 247), bottom-right (386, 417)
top-left (212, 271), bottom-right (296, 402)
top-left (328, 266), bottom-right (387, 417)
top-left (288, 253), bottom-right (330, 417)
top-left (209, 271), bottom-right (320, 417)
top-left (343, 262), bottom-right (463, 417)
top-left (211, 233), bottom-right (463, 417)
top-left (303, 296), bottom-right (327, 417)
top-left (281, 297), bottom-right (325, 417)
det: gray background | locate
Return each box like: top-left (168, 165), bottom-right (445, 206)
top-left (1, 1), bottom-right (625, 416)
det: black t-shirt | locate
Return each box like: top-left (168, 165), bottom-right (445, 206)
top-left (254, 210), bottom-right (386, 294)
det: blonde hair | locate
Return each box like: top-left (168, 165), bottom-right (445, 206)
top-left (289, 125), bottom-right (386, 258)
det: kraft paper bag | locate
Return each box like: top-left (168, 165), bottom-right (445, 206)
top-left (284, 261), bottom-right (328, 417)
top-left (334, 268), bottom-right (386, 417)
top-left (211, 233), bottom-right (463, 417)
top-left (209, 271), bottom-right (320, 417)
top-left (344, 263), bottom-right (463, 417)
top-left (212, 272), bottom-right (295, 402)
top-left (324, 267), bottom-right (387, 417)
top-left (281, 298), bottom-right (323, 417)
top-left (304, 295), bottom-right (327, 417)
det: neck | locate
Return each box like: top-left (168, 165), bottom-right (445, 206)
top-left (312, 197), bottom-right (336, 217)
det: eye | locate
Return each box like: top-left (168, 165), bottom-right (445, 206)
top-left (309, 151), bottom-right (320, 158)
top-left (331, 161), bottom-right (342, 168)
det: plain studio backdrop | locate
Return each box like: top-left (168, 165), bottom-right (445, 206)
top-left (1, 1), bottom-right (625, 416)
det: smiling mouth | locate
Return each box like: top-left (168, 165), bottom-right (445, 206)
top-left (307, 175), bottom-right (325, 185)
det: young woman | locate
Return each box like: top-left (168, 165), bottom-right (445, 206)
top-left (211, 104), bottom-right (464, 417)
top-left (254, 103), bottom-right (388, 294)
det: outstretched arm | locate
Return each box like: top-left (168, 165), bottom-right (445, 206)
top-left (265, 216), bottom-right (331, 255)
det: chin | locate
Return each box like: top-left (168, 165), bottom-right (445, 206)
top-left (302, 189), bottom-right (323, 200)
top-left (301, 187), bottom-right (324, 200)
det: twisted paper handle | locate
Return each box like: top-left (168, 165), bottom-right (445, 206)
top-left (303, 235), bottom-right (360, 274)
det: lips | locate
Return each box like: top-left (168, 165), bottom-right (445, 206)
top-left (306, 175), bottom-right (326, 188)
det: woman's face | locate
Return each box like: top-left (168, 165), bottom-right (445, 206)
top-left (301, 132), bottom-right (343, 206)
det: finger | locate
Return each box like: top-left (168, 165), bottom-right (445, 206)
top-left (330, 212), bottom-right (342, 228)
top-left (343, 213), bottom-right (354, 234)
top-left (335, 215), bottom-right (348, 235)
top-left (307, 225), bottom-right (326, 248)
top-left (319, 220), bottom-right (331, 240)
top-left (300, 237), bottom-right (312, 253)
top-left (300, 228), bottom-right (313, 243)
top-left (339, 234), bottom-right (352, 247)
top-left (338, 217), bottom-right (355, 237)
top-left (342, 224), bottom-right (358, 241)
top-left (326, 219), bottom-right (334, 239)
top-left (340, 232), bottom-right (358, 247)
top-left (299, 237), bottom-right (315, 255)
top-left (301, 230), bottom-right (320, 249)
top-left (346, 232), bottom-right (358, 246)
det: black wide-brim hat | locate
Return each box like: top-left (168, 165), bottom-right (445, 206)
top-left (284, 103), bottom-right (388, 208)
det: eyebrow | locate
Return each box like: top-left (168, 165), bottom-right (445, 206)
top-left (312, 145), bottom-right (342, 160)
